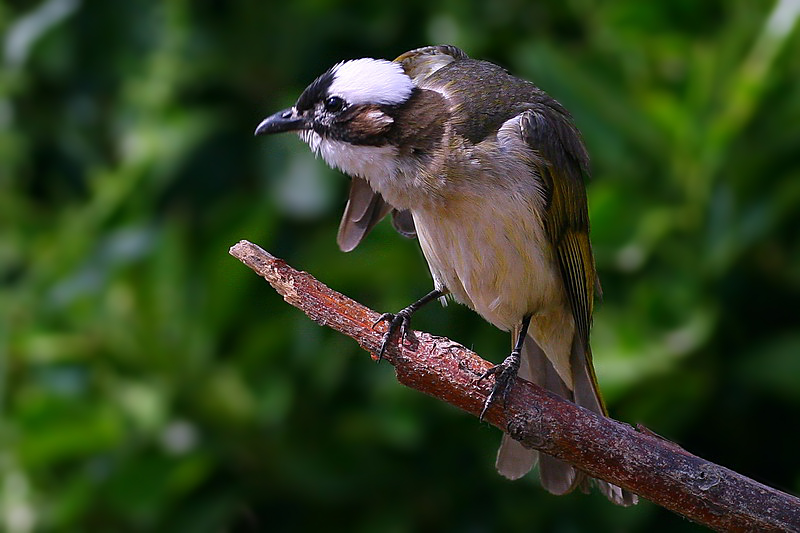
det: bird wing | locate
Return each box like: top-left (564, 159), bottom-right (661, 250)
top-left (517, 105), bottom-right (605, 409)
top-left (337, 177), bottom-right (392, 252)
top-left (337, 177), bottom-right (416, 252)
top-left (518, 106), bottom-right (593, 341)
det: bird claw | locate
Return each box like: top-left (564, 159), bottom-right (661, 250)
top-left (477, 351), bottom-right (521, 422)
top-left (373, 309), bottom-right (412, 362)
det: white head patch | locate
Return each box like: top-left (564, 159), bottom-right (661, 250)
top-left (328, 58), bottom-right (414, 106)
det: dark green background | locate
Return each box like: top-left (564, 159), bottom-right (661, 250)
top-left (3, 0), bottom-right (799, 531)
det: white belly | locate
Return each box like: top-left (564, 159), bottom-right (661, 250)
top-left (412, 194), bottom-right (577, 385)
top-left (411, 193), bottom-right (564, 332)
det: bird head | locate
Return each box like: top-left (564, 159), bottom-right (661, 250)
top-left (257, 49), bottom-right (460, 218)
top-left (257, 58), bottom-right (425, 176)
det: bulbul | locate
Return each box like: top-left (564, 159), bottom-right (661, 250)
top-left (256, 45), bottom-right (636, 506)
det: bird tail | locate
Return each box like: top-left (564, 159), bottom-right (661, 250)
top-left (495, 331), bottom-right (637, 506)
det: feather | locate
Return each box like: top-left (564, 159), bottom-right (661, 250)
top-left (391, 209), bottom-right (416, 238)
top-left (336, 177), bottom-right (392, 252)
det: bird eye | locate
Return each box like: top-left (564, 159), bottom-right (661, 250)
top-left (324, 96), bottom-right (345, 113)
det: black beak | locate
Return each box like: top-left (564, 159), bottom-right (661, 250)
top-left (254, 107), bottom-right (307, 136)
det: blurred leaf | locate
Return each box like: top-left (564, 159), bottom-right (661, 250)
top-left (737, 334), bottom-right (800, 402)
top-left (4, 0), bottom-right (79, 68)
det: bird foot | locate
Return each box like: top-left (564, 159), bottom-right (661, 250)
top-left (372, 308), bottom-right (413, 362)
top-left (477, 350), bottom-right (521, 421)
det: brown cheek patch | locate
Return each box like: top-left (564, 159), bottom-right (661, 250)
top-left (349, 106), bottom-right (394, 137)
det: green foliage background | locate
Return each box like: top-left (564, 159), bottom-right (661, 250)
top-left (2, 0), bottom-right (800, 531)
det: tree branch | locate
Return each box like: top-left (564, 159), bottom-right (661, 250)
top-left (229, 240), bottom-right (800, 532)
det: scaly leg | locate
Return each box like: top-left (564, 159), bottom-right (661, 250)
top-left (478, 315), bottom-right (532, 421)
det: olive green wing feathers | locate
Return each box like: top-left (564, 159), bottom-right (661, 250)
top-left (518, 104), bottom-right (605, 410)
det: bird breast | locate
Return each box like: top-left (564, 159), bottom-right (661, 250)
top-left (410, 167), bottom-right (565, 331)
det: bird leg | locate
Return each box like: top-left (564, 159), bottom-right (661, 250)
top-left (373, 289), bottom-right (446, 361)
top-left (478, 315), bottom-right (532, 421)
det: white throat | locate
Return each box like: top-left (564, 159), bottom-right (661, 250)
top-left (301, 131), bottom-right (401, 201)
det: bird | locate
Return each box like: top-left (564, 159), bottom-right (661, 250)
top-left (255, 45), bottom-right (637, 506)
